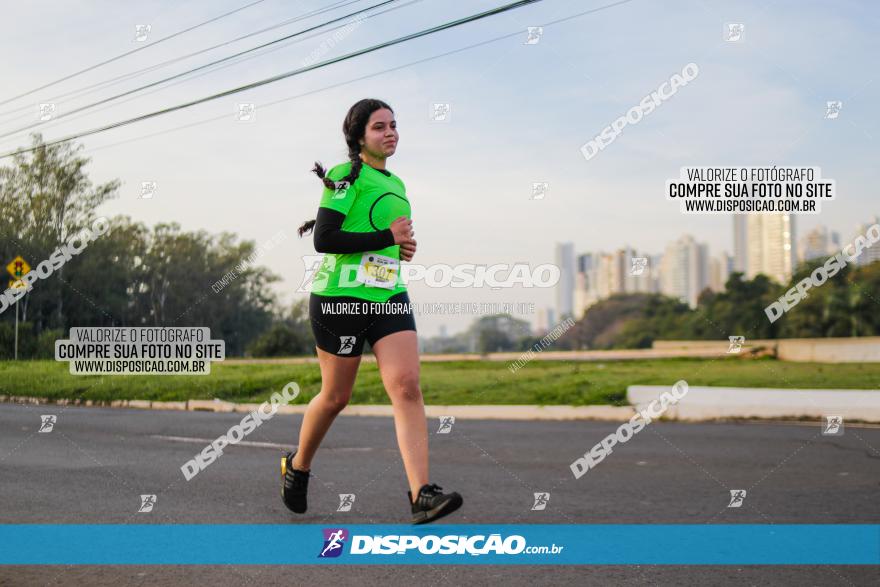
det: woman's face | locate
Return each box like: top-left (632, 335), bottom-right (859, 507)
top-left (360, 108), bottom-right (398, 160)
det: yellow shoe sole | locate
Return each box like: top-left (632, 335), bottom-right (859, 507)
top-left (280, 455), bottom-right (287, 498)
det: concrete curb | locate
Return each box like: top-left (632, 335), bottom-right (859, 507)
top-left (4, 387), bottom-right (880, 422)
top-left (220, 348), bottom-right (726, 365)
top-left (0, 394), bottom-right (633, 421)
top-left (627, 385), bottom-right (880, 422)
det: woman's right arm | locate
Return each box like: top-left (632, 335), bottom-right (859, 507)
top-left (313, 209), bottom-right (415, 254)
top-left (312, 207), bottom-right (394, 254)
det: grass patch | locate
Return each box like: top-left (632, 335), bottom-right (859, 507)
top-left (0, 357), bottom-right (878, 406)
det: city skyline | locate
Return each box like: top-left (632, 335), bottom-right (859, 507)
top-left (416, 210), bottom-right (877, 342)
top-left (545, 212), bottom-right (879, 329)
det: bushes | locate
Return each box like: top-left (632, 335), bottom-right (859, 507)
top-left (0, 321), bottom-right (64, 360)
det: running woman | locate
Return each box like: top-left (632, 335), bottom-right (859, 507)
top-left (283, 98), bottom-right (463, 524)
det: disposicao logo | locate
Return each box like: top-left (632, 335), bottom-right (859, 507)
top-left (319, 528), bottom-right (348, 558)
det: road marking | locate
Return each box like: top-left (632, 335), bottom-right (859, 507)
top-left (738, 420), bottom-right (880, 430)
top-left (151, 435), bottom-right (288, 450)
top-left (150, 435), bottom-right (374, 451)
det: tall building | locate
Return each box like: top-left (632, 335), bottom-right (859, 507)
top-left (626, 247), bottom-right (659, 294)
top-left (709, 252), bottom-right (732, 292)
top-left (733, 215), bottom-right (748, 273)
top-left (746, 213), bottom-right (796, 285)
top-left (596, 252), bottom-right (617, 299)
top-left (660, 234), bottom-right (710, 308)
top-left (609, 249), bottom-right (627, 295)
top-left (536, 310), bottom-right (546, 334)
top-left (853, 215), bottom-right (880, 266)
top-left (573, 249), bottom-right (660, 316)
top-left (535, 307), bottom-right (554, 334)
top-left (555, 243), bottom-right (576, 320)
top-left (650, 253), bottom-right (664, 288)
top-left (799, 225), bottom-right (839, 264)
top-left (574, 253), bottom-right (599, 318)
top-left (573, 252), bottom-right (605, 317)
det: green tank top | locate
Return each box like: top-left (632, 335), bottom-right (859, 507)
top-left (310, 160), bottom-right (411, 302)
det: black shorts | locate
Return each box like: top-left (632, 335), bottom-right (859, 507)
top-left (309, 291), bottom-right (416, 357)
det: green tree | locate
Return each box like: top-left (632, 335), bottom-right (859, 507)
top-left (246, 299), bottom-right (314, 357)
top-left (0, 133), bottom-right (118, 330)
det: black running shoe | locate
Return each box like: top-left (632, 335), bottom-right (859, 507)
top-left (281, 451), bottom-right (310, 514)
top-left (408, 483), bottom-right (463, 524)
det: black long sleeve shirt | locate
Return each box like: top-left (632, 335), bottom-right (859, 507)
top-left (312, 207), bottom-right (395, 254)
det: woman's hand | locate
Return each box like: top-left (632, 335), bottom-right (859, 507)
top-left (390, 216), bottom-right (414, 244)
top-left (399, 239), bottom-right (417, 262)
top-left (390, 216), bottom-right (416, 261)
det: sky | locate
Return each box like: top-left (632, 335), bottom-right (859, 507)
top-left (0, 0), bottom-right (877, 337)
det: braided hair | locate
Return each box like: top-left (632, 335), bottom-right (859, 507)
top-left (297, 98), bottom-right (394, 238)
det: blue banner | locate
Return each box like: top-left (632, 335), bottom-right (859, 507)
top-left (1, 524), bottom-right (877, 565)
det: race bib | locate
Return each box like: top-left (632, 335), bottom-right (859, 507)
top-left (356, 253), bottom-right (399, 289)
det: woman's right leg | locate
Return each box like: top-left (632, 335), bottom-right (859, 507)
top-left (291, 346), bottom-right (361, 471)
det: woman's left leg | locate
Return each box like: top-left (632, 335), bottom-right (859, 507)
top-left (371, 329), bottom-right (428, 501)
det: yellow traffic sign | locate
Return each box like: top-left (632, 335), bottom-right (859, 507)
top-left (7, 256), bottom-right (30, 279)
top-left (9, 279), bottom-right (25, 289)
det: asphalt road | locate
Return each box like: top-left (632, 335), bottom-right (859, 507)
top-left (1, 403), bottom-right (878, 586)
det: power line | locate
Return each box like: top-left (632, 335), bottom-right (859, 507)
top-left (0, 0), bottom-right (399, 140)
top-left (0, 0), bottom-right (361, 122)
top-left (0, 0), bottom-right (270, 107)
top-left (84, 26), bottom-right (545, 156)
top-left (4, 0), bottom-right (636, 160)
top-left (78, 0), bottom-right (634, 157)
top-left (0, 0), bottom-right (425, 150)
top-left (0, 0), bottom-right (546, 159)
top-left (71, 0), bottom-right (635, 159)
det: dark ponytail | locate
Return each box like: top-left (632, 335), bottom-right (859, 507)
top-left (298, 98), bottom-right (393, 238)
